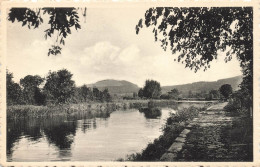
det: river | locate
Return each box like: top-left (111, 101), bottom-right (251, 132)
top-left (7, 107), bottom-right (178, 161)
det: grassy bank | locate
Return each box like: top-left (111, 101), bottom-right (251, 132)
top-left (7, 99), bottom-right (182, 119)
top-left (126, 106), bottom-right (203, 161)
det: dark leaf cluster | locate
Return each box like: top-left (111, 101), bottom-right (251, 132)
top-left (8, 8), bottom-right (43, 29)
top-left (8, 7), bottom-right (84, 56)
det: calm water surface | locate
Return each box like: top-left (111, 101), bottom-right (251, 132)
top-left (7, 107), bottom-right (176, 161)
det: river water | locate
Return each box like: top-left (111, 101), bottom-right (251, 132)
top-left (7, 107), bottom-right (177, 161)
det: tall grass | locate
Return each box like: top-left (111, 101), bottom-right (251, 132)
top-left (7, 99), bottom-right (210, 119)
top-left (7, 103), bottom-right (117, 119)
top-left (7, 100), bottom-right (148, 119)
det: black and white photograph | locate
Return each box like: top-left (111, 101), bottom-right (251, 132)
top-left (1, 1), bottom-right (258, 165)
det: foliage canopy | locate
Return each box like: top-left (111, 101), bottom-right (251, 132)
top-left (43, 69), bottom-right (76, 104)
top-left (219, 84), bottom-right (233, 99)
top-left (142, 80), bottom-right (162, 99)
top-left (136, 7), bottom-right (252, 73)
top-left (20, 75), bottom-right (45, 105)
top-left (136, 7), bottom-right (253, 107)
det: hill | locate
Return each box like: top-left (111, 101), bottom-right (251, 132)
top-left (86, 76), bottom-right (242, 96)
top-left (87, 79), bottom-right (139, 94)
top-left (161, 76), bottom-right (243, 95)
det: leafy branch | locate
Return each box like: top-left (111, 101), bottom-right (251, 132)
top-left (8, 7), bottom-right (86, 56)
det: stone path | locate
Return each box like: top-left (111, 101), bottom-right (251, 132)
top-left (160, 102), bottom-right (253, 161)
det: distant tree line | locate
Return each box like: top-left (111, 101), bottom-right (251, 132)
top-left (6, 69), bottom-right (111, 106)
top-left (136, 79), bottom-right (233, 101)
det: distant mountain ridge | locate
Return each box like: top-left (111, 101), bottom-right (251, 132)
top-left (87, 79), bottom-right (139, 94)
top-left (87, 76), bottom-right (243, 95)
top-left (161, 75), bottom-right (243, 95)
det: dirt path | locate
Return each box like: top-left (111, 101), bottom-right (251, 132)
top-left (176, 102), bottom-right (253, 161)
top-left (161, 102), bottom-right (253, 161)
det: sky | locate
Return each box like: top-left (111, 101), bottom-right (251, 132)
top-left (7, 7), bottom-right (242, 87)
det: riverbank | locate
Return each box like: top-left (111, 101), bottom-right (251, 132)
top-left (174, 103), bottom-right (253, 161)
top-left (127, 102), bottom-right (253, 161)
top-left (7, 99), bottom-right (187, 119)
top-left (126, 105), bottom-right (203, 161)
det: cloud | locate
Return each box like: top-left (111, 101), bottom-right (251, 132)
top-left (7, 39), bottom-right (242, 87)
top-left (74, 42), bottom-right (143, 84)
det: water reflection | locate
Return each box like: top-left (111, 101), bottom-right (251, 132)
top-left (7, 110), bottom-right (111, 160)
top-left (7, 118), bottom-right (43, 156)
top-left (7, 107), bottom-right (175, 161)
top-left (138, 107), bottom-right (162, 119)
top-left (43, 118), bottom-right (77, 149)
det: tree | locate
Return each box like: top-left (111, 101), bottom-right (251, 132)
top-left (8, 8), bottom-right (86, 56)
top-left (43, 69), bottom-right (75, 104)
top-left (92, 87), bottom-right (101, 101)
top-left (168, 88), bottom-right (180, 99)
top-left (102, 88), bottom-right (112, 102)
top-left (79, 85), bottom-right (92, 102)
top-left (209, 89), bottom-right (220, 99)
top-left (138, 88), bottom-right (144, 98)
top-left (20, 75), bottom-right (44, 105)
top-left (136, 7), bottom-right (252, 107)
top-left (219, 84), bottom-right (233, 100)
top-left (188, 90), bottom-right (193, 98)
top-left (142, 80), bottom-right (161, 99)
top-left (73, 85), bottom-right (92, 103)
top-left (6, 70), bottom-right (23, 105)
top-left (133, 92), bottom-right (138, 98)
top-left (34, 88), bottom-right (46, 105)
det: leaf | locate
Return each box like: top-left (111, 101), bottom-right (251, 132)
top-left (22, 21), bottom-right (26, 26)
top-left (67, 28), bottom-right (71, 34)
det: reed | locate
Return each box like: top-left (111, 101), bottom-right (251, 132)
top-left (7, 100), bottom-right (146, 119)
top-left (7, 99), bottom-right (204, 119)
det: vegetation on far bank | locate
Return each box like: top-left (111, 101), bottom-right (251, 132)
top-left (7, 99), bottom-right (184, 119)
top-left (7, 68), bottom-right (227, 107)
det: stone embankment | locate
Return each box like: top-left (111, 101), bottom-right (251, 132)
top-left (160, 102), bottom-right (236, 161)
top-left (160, 128), bottom-right (191, 160)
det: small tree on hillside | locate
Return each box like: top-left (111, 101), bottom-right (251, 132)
top-left (168, 88), bottom-right (180, 99)
top-left (219, 84), bottom-right (233, 100)
top-left (209, 89), bottom-right (220, 99)
top-left (133, 92), bottom-right (138, 99)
